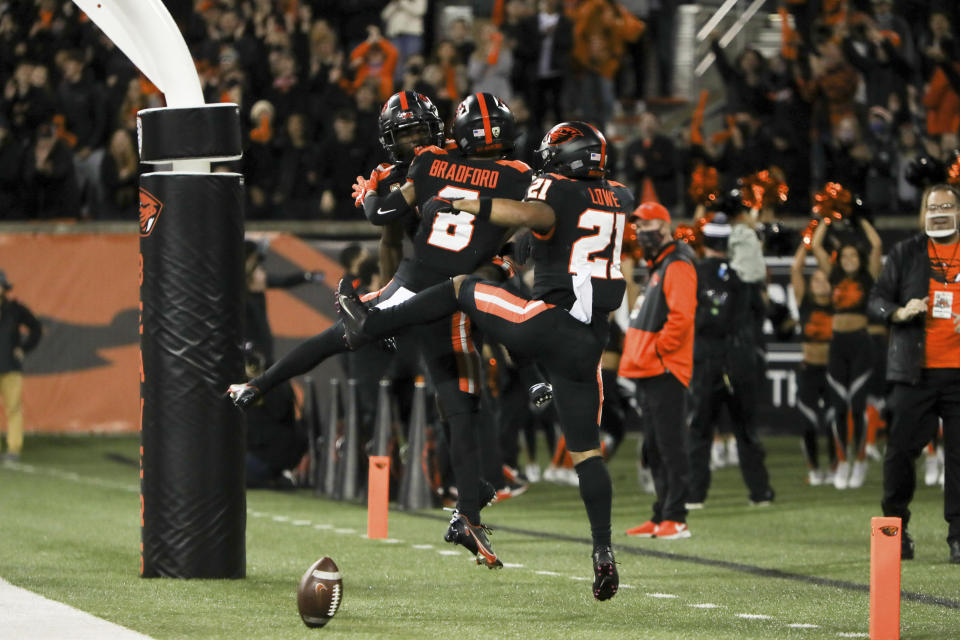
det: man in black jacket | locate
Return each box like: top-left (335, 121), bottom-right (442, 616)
top-left (869, 183), bottom-right (960, 563)
top-left (686, 214), bottom-right (774, 509)
top-left (0, 271), bottom-right (42, 461)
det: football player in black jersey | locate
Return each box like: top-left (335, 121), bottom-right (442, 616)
top-left (338, 122), bottom-right (630, 601)
top-left (229, 92), bottom-right (533, 569)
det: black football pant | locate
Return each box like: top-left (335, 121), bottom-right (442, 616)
top-left (635, 372), bottom-right (690, 523)
top-left (882, 368), bottom-right (960, 543)
top-left (363, 279), bottom-right (484, 522)
top-left (827, 329), bottom-right (873, 461)
top-left (797, 362), bottom-right (836, 471)
top-left (686, 348), bottom-right (772, 504)
top-left (457, 279), bottom-right (608, 452)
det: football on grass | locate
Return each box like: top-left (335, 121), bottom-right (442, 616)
top-left (297, 557), bottom-right (343, 628)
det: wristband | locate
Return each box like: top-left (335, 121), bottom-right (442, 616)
top-left (476, 198), bottom-right (493, 221)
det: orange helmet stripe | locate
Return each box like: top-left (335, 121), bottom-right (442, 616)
top-left (476, 93), bottom-right (493, 144)
top-left (587, 122), bottom-right (606, 170)
top-left (399, 91), bottom-right (409, 110)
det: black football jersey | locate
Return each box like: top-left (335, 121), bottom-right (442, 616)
top-left (525, 174), bottom-right (633, 320)
top-left (398, 146), bottom-right (532, 288)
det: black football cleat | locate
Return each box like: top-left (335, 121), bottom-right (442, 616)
top-left (335, 279), bottom-right (374, 349)
top-left (592, 545), bottom-right (619, 601)
top-left (529, 382), bottom-right (553, 409)
top-left (444, 511), bottom-right (503, 569)
top-left (949, 539), bottom-right (960, 564)
top-left (335, 280), bottom-right (398, 353)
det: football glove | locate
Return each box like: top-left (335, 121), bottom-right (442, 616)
top-left (226, 383), bottom-right (260, 409)
top-left (421, 196), bottom-right (454, 220)
top-left (352, 173), bottom-right (379, 208)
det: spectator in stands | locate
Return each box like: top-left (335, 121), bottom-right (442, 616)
top-left (467, 23), bottom-right (513, 101)
top-left (624, 112), bottom-right (679, 208)
top-left (99, 128), bottom-right (138, 220)
top-left (864, 106), bottom-right (900, 216)
top-left (514, 0), bottom-right (573, 130)
top-left (821, 115), bottom-right (873, 197)
top-left (266, 48), bottom-right (309, 131)
top-left (447, 18), bottom-right (476, 68)
top-left (21, 120), bottom-right (79, 219)
top-left (111, 76), bottom-right (151, 133)
top-left (381, 0), bottom-right (427, 71)
top-left (4, 61), bottom-right (56, 139)
top-left (716, 112), bottom-right (773, 191)
top-left (0, 270), bottom-right (42, 462)
top-left (918, 10), bottom-right (956, 83)
top-left (872, 0), bottom-right (915, 67)
top-left (316, 108), bottom-right (378, 220)
top-left (921, 13), bottom-right (960, 155)
top-left (569, 0), bottom-right (644, 129)
top-left (710, 35), bottom-right (773, 119)
top-left (0, 114), bottom-right (25, 219)
top-left (840, 13), bottom-right (913, 113)
top-left (57, 50), bottom-right (107, 216)
top-left (243, 99), bottom-right (278, 220)
top-left (869, 183), bottom-right (960, 563)
top-left (273, 112), bottom-right (321, 220)
top-left (431, 39), bottom-right (466, 118)
top-left (803, 29), bottom-right (861, 135)
top-left (346, 26), bottom-right (399, 103)
top-left (895, 121), bottom-right (924, 210)
top-left (631, 0), bottom-right (677, 101)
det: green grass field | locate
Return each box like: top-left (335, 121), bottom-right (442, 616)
top-left (1, 434), bottom-right (957, 639)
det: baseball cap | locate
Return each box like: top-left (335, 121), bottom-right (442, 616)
top-left (634, 202), bottom-right (671, 225)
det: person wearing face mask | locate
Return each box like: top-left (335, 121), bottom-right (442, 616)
top-left (619, 202), bottom-right (698, 540)
top-left (869, 183), bottom-right (960, 564)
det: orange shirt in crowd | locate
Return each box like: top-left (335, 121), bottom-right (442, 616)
top-left (924, 240), bottom-right (960, 368)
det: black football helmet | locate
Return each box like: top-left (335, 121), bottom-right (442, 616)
top-left (536, 121), bottom-right (607, 179)
top-left (378, 91), bottom-right (445, 163)
top-left (452, 93), bottom-right (516, 156)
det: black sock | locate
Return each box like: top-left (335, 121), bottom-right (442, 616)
top-left (575, 456), bottom-right (612, 549)
top-left (365, 280), bottom-right (459, 338)
top-left (252, 322), bottom-right (347, 392)
top-left (447, 411), bottom-right (481, 524)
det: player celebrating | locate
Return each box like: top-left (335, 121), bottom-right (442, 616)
top-left (229, 92), bottom-right (533, 569)
top-left (337, 122), bottom-right (630, 601)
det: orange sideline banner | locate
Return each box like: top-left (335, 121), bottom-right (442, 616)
top-left (0, 233), bottom-right (340, 433)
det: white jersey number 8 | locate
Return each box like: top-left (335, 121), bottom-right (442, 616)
top-left (426, 185), bottom-right (481, 252)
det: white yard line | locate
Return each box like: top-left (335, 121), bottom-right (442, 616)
top-left (0, 578), bottom-right (153, 640)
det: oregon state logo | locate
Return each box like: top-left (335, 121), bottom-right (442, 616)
top-left (139, 188), bottom-right (163, 237)
top-left (879, 525), bottom-right (899, 537)
top-left (548, 125), bottom-right (583, 145)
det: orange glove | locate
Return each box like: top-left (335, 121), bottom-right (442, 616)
top-left (352, 173), bottom-right (379, 208)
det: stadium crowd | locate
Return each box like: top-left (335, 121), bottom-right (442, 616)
top-left (0, 0), bottom-right (958, 222)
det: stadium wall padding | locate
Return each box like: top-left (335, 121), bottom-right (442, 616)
top-left (0, 232), bottom-right (341, 434)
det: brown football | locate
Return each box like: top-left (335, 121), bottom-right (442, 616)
top-left (296, 556), bottom-right (343, 628)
